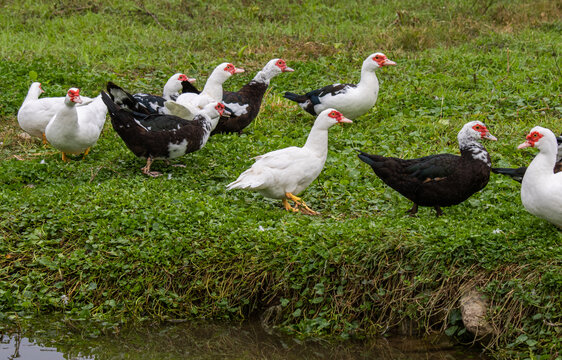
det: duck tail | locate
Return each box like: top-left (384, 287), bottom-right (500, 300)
top-left (106, 82), bottom-right (149, 114)
top-left (357, 150), bottom-right (383, 168)
top-left (181, 81), bottom-right (201, 95)
top-left (101, 91), bottom-right (120, 117)
top-left (491, 167), bottom-right (526, 183)
top-left (283, 92), bottom-right (305, 103)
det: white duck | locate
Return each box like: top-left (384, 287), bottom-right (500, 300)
top-left (45, 88), bottom-right (107, 162)
top-left (226, 108), bottom-right (352, 214)
top-left (518, 126), bottom-right (562, 228)
top-left (174, 62), bottom-right (244, 110)
top-left (17, 82), bottom-right (93, 142)
top-left (283, 53), bottom-right (395, 119)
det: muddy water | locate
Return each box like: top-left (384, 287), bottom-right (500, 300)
top-left (0, 320), bottom-right (486, 359)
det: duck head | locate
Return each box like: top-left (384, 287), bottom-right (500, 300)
top-left (210, 62), bottom-right (245, 83)
top-left (365, 52), bottom-right (396, 69)
top-left (314, 108), bottom-right (352, 130)
top-left (458, 121), bottom-right (497, 143)
top-left (65, 88), bottom-right (83, 105)
top-left (32, 82), bottom-right (45, 94)
top-left (164, 73), bottom-right (196, 97)
top-left (254, 59), bottom-right (294, 83)
top-left (201, 101), bottom-right (226, 118)
top-left (518, 126), bottom-right (558, 153)
top-left (268, 59), bottom-right (294, 73)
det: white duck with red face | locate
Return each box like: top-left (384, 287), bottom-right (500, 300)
top-left (518, 126), bottom-right (562, 228)
top-left (45, 88), bottom-right (107, 162)
top-left (226, 108), bottom-right (352, 215)
top-left (174, 62), bottom-right (244, 110)
top-left (283, 52), bottom-right (395, 119)
top-left (17, 82), bottom-right (93, 141)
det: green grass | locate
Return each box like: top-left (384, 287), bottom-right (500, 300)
top-left (0, 0), bottom-right (561, 358)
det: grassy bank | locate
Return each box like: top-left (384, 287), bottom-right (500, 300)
top-left (0, 0), bottom-right (561, 358)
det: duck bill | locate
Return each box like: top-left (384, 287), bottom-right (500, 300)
top-left (382, 59), bottom-right (396, 66)
top-left (234, 68), bottom-right (245, 74)
top-left (282, 67), bottom-right (294, 72)
top-left (222, 105), bottom-right (233, 117)
top-left (337, 118), bottom-right (353, 124)
top-left (187, 77), bottom-right (196, 83)
top-left (518, 141), bottom-right (533, 149)
top-left (484, 133), bottom-right (497, 141)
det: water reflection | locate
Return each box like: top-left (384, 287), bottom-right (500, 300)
top-left (0, 319), bottom-right (486, 360)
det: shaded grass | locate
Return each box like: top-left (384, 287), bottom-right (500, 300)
top-left (0, 1), bottom-right (561, 359)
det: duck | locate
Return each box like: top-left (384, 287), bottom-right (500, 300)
top-left (492, 135), bottom-right (562, 182)
top-left (283, 53), bottom-right (395, 119)
top-left (226, 109), bottom-right (352, 215)
top-left (101, 91), bottom-right (225, 177)
top-left (211, 58), bottom-right (294, 135)
top-left (132, 73), bottom-right (197, 114)
top-left (517, 126), bottom-right (562, 228)
top-left (358, 121), bottom-right (497, 216)
top-left (17, 82), bottom-right (93, 143)
top-left (174, 62), bottom-right (244, 110)
top-left (44, 88), bottom-right (107, 162)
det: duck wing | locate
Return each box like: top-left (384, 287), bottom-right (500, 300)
top-left (305, 83), bottom-right (356, 105)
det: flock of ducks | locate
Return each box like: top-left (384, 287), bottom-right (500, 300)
top-left (14, 53), bottom-right (562, 228)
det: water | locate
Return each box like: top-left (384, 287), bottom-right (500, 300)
top-left (0, 320), bottom-right (486, 360)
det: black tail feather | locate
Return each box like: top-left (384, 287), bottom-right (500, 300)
top-left (106, 82), bottom-right (150, 115)
top-left (181, 81), bottom-right (201, 95)
top-left (283, 91), bottom-right (304, 102)
top-left (101, 91), bottom-right (120, 117)
top-left (491, 167), bottom-right (526, 183)
top-left (357, 150), bottom-right (381, 168)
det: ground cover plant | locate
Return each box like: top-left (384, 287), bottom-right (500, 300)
top-left (0, 0), bottom-right (561, 358)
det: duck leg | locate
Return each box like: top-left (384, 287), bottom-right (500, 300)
top-left (282, 198), bottom-right (298, 212)
top-left (61, 152), bottom-right (69, 162)
top-left (405, 203), bottom-right (418, 216)
top-left (434, 206), bottom-right (443, 217)
top-left (42, 133), bottom-right (48, 145)
top-left (285, 192), bottom-right (319, 216)
top-left (82, 147), bottom-right (91, 159)
top-left (141, 156), bottom-right (163, 177)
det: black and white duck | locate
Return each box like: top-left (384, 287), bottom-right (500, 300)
top-left (358, 121), bottom-right (497, 216)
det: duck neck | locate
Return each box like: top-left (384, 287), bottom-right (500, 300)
top-left (202, 79), bottom-right (223, 100)
top-left (303, 125), bottom-right (329, 156)
top-left (24, 86), bottom-right (42, 103)
top-left (195, 114), bottom-right (213, 147)
top-left (208, 114), bottom-right (220, 132)
top-left (251, 70), bottom-right (272, 86)
top-left (528, 146), bottom-right (557, 177)
top-left (162, 82), bottom-right (180, 101)
top-left (459, 139), bottom-right (490, 166)
top-left (57, 103), bottom-right (79, 127)
top-left (357, 65), bottom-right (379, 91)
